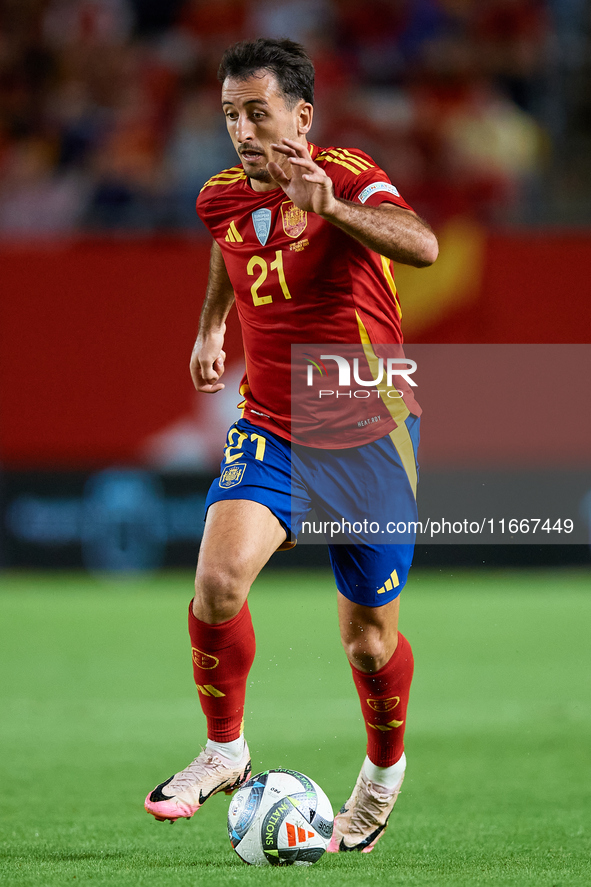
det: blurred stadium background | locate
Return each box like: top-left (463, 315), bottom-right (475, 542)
top-left (1, 4), bottom-right (590, 884)
top-left (1, 0), bottom-right (590, 570)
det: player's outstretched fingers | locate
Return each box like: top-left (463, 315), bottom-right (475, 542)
top-left (266, 161), bottom-right (291, 187)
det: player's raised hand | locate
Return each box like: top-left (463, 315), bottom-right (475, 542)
top-left (190, 329), bottom-right (226, 393)
top-left (268, 139), bottom-right (337, 217)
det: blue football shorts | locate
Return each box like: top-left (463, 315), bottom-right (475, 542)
top-left (204, 416), bottom-right (420, 607)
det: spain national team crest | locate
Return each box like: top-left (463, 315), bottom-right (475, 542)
top-left (219, 462), bottom-right (246, 489)
top-left (367, 696), bottom-right (400, 712)
top-left (281, 200), bottom-right (307, 239)
top-left (192, 647), bottom-right (219, 669)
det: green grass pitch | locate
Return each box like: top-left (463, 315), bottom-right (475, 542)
top-left (1, 567), bottom-right (590, 886)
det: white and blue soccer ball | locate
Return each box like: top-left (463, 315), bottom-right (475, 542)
top-left (228, 768), bottom-right (334, 866)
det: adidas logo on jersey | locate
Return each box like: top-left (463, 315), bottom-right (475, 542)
top-left (225, 221), bottom-right (243, 243)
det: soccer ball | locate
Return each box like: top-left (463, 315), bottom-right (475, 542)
top-left (228, 768), bottom-right (334, 866)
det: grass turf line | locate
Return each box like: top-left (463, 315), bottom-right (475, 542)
top-left (0, 568), bottom-right (590, 885)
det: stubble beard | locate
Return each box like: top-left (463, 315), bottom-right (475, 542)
top-left (246, 167), bottom-right (272, 183)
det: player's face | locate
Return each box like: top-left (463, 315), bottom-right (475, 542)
top-left (222, 72), bottom-right (312, 191)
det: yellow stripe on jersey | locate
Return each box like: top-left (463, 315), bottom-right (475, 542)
top-left (380, 255), bottom-right (402, 319)
top-left (200, 168), bottom-right (246, 192)
top-left (201, 171), bottom-right (244, 184)
top-left (214, 168), bottom-right (245, 179)
top-left (317, 154), bottom-right (363, 175)
top-left (316, 150), bottom-right (372, 175)
top-left (201, 172), bottom-right (246, 188)
top-left (316, 148), bottom-right (374, 176)
top-left (323, 148), bottom-right (374, 171)
top-left (338, 148), bottom-right (374, 171)
top-left (238, 381), bottom-right (249, 417)
top-left (208, 166), bottom-right (244, 178)
top-left (200, 177), bottom-right (245, 192)
top-left (355, 311), bottom-right (417, 498)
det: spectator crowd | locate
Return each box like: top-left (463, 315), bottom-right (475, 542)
top-left (0, 0), bottom-right (588, 236)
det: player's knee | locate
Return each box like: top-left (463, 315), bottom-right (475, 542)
top-left (343, 631), bottom-right (397, 673)
top-left (193, 560), bottom-right (249, 623)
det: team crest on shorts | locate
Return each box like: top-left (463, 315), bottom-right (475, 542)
top-left (281, 200), bottom-right (307, 238)
top-left (219, 462), bottom-right (246, 488)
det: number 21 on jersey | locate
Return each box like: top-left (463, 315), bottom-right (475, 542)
top-left (247, 250), bottom-right (292, 306)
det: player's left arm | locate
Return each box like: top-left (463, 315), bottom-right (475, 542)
top-left (269, 139), bottom-right (438, 268)
top-left (328, 200), bottom-right (438, 268)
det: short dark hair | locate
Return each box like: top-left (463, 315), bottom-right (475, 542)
top-left (218, 38), bottom-right (314, 107)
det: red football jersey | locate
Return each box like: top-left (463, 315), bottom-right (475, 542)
top-left (196, 143), bottom-right (421, 447)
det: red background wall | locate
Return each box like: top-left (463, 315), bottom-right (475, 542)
top-left (1, 232), bottom-right (590, 467)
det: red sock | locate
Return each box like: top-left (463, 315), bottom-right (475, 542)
top-left (350, 632), bottom-right (414, 767)
top-left (188, 601), bottom-right (256, 743)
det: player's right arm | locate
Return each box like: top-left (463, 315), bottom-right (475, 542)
top-left (190, 241), bottom-right (235, 393)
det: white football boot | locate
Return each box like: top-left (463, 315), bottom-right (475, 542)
top-left (327, 754), bottom-right (405, 853)
top-left (145, 744), bottom-right (251, 822)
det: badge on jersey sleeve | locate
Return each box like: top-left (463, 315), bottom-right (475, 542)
top-left (252, 209), bottom-right (272, 246)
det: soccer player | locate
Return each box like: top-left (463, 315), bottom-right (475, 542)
top-left (145, 38), bottom-right (438, 853)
